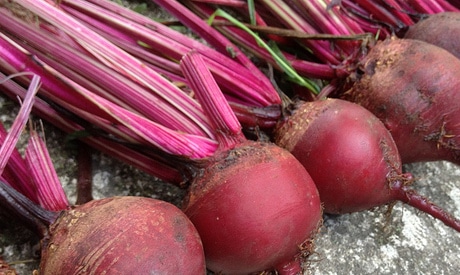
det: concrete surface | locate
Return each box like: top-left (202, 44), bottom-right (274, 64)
top-left (309, 160), bottom-right (460, 275)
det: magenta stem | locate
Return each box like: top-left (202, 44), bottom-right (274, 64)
top-left (258, 0), bottom-right (341, 64)
top-left (13, 0), bottom-right (211, 135)
top-left (0, 10), bottom-right (212, 137)
top-left (0, 123), bottom-right (37, 202)
top-left (149, 0), bottom-right (271, 84)
top-left (0, 74), bottom-right (39, 172)
top-left (180, 51), bottom-right (246, 151)
top-left (184, 1), bottom-right (339, 79)
top-left (0, 71), bottom-right (185, 184)
top-left (353, 0), bottom-right (408, 29)
top-left (64, 0), bottom-right (280, 106)
top-left (25, 129), bottom-right (70, 211)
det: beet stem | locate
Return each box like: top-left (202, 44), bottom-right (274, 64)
top-left (392, 180), bottom-right (460, 232)
top-left (0, 72), bottom-right (184, 184)
top-left (76, 141), bottom-right (94, 205)
top-left (180, 51), bottom-right (246, 151)
top-left (25, 128), bottom-right (70, 211)
top-left (0, 179), bottom-right (59, 238)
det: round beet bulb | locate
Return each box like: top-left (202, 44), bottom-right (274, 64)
top-left (39, 196), bottom-right (206, 274)
top-left (404, 12), bottom-right (460, 59)
top-left (178, 51), bottom-right (323, 274)
top-left (275, 98), bottom-right (401, 214)
top-left (182, 141), bottom-right (322, 274)
top-left (274, 98), bottom-right (460, 232)
top-left (342, 38), bottom-right (460, 165)
top-left (0, 180), bottom-right (207, 275)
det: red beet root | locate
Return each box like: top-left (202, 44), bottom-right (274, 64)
top-left (0, 181), bottom-right (206, 275)
top-left (275, 99), bottom-right (399, 214)
top-left (274, 98), bottom-right (460, 232)
top-left (40, 196), bottom-right (206, 274)
top-left (183, 141), bottom-right (322, 274)
top-left (404, 12), bottom-right (460, 59)
top-left (343, 38), bottom-right (460, 165)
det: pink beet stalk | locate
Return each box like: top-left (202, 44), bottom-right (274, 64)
top-left (159, 0), bottom-right (332, 89)
top-left (0, 74), bottom-right (41, 201)
top-left (352, 0), bottom-right (411, 29)
top-left (148, 0), bottom-right (266, 77)
top-left (62, 0), bottom-right (280, 107)
top-left (258, 0), bottom-right (341, 64)
top-left (381, 0), bottom-right (415, 24)
top-left (31, 0), bottom-right (284, 128)
top-left (178, 0), bottom-right (347, 78)
top-left (0, 74), bottom-right (68, 211)
top-left (180, 50), bottom-right (245, 151)
top-left (0, 9), bottom-right (212, 137)
top-left (1, 0), bottom-right (222, 183)
top-left (0, 73), bottom-right (184, 185)
top-left (294, 0), bottom-right (366, 40)
top-left (0, 74), bottom-right (39, 172)
top-left (12, 0), bottom-right (211, 132)
top-left (338, 0), bottom-right (458, 34)
top-left (0, 31), bottom-right (218, 159)
top-left (406, 0), bottom-right (454, 13)
top-left (0, 124), bottom-right (34, 200)
top-left (25, 129), bottom-right (70, 211)
top-left (336, 0), bottom-right (392, 37)
top-left (190, 0), bottom-right (245, 6)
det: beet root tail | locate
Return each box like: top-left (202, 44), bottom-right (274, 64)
top-left (391, 180), bottom-right (460, 232)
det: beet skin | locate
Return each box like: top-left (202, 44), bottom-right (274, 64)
top-left (39, 196), bottom-right (206, 274)
top-left (343, 38), bottom-right (460, 165)
top-left (183, 141), bottom-right (322, 274)
top-left (404, 12), bottom-right (460, 59)
top-left (275, 98), bottom-right (402, 214)
top-left (274, 98), bottom-right (460, 232)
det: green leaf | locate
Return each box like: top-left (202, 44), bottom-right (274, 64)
top-left (248, 0), bottom-right (256, 25)
top-left (208, 9), bottom-right (320, 94)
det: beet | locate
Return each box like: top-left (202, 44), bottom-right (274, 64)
top-left (0, 181), bottom-right (206, 274)
top-left (404, 12), bottom-right (460, 59)
top-left (275, 99), bottom-right (398, 214)
top-left (178, 51), bottom-right (322, 274)
top-left (342, 38), bottom-right (460, 165)
top-left (274, 98), bottom-right (460, 232)
top-left (182, 141), bottom-right (322, 274)
top-left (41, 196), bottom-right (206, 274)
